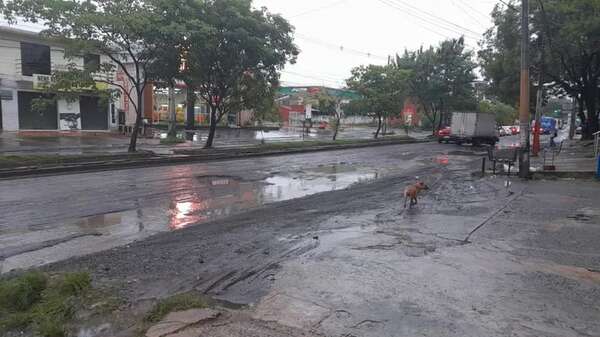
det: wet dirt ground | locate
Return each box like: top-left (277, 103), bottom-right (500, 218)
top-left (2, 140), bottom-right (599, 337)
top-left (0, 142), bottom-right (464, 272)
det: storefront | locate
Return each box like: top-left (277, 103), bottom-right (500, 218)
top-left (152, 85), bottom-right (210, 125)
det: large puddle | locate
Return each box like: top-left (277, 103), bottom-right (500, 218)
top-left (1, 163), bottom-right (384, 272)
top-left (54, 164), bottom-right (379, 233)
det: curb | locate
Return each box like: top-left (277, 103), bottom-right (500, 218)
top-left (531, 171), bottom-right (597, 180)
top-left (0, 138), bottom-right (431, 179)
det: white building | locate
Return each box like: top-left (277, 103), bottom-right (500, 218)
top-left (0, 26), bottom-right (125, 131)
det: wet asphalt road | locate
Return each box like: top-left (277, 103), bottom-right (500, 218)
top-left (0, 141), bottom-right (461, 272)
top-left (2, 137), bottom-right (599, 337)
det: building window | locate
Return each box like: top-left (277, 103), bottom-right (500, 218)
top-left (21, 42), bottom-right (51, 76)
top-left (84, 54), bottom-right (100, 72)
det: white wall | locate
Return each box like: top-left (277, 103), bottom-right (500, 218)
top-left (0, 28), bottom-right (120, 131)
top-left (51, 48), bottom-right (84, 70)
top-left (1, 89), bottom-right (19, 131)
top-left (0, 39), bottom-right (20, 77)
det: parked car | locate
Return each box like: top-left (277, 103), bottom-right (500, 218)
top-left (532, 117), bottom-right (556, 135)
top-left (498, 126), bottom-right (511, 137)
top-left (437, 126), bottom-right (452, 143)
top-left (531, 122), bottom-right (545, 135)
top-left (509, 125), bottom-right (520, 135)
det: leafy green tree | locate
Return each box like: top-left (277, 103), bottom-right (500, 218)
top-left (479, 0), bottom-right (600, 138)
top-left (534, 0), bottom-right (600, 139)
top-left (247, 80), bottom-right (280, 143)
top-left (1, 0), bottom-right (194, 151)
top-left (393, 37), bottom-right (477, 135)
top-left (478, 1), bottom-right (523, 106)
top-left (315, 92), bottom-right (344, 141)
top-left (479, 100), bottom-right (518, 125)
top-left (347, 65), bottom-right (409, 139)
top-left (183, 0), bottom-right (298, 148)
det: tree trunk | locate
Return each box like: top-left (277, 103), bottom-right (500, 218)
top-left (577, 97), bottom-right (585, 125)
top-left (186, 87), bottom-right (196, 130)
top-left (332, 117), bottom-right (340, 141)
top-left (430, 111), bottom-right (438, 136)
top-left (128, 91), bottom-right (144, 153)
top-left (375, 115), bottom-right (382, 139)
top-left (437, 111), bottom-right (444, 135)
top-left (167, 85), bottom-right (177, 138)
top-left (582, 90), bottom-right (598, 140)
top-left (204, 105), bottom-right (218, 148)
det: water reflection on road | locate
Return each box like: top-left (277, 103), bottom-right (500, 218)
top-left (1, 163), bottom-right (384, 272)
top-left (167, 165), bottom-right (378, 230)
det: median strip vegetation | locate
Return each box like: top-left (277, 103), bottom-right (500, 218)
top-left (0, 271), bottom-right (121, 337)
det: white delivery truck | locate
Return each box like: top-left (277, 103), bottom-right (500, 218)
top-left (450, 112), bottom-right (499, 146)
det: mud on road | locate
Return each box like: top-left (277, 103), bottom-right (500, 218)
top-left (35, 147), bottom-right (600, 337)
top-left (3, 142), bottom-right (599, 337)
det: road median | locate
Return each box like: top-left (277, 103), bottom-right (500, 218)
top-left (0, 137), bottom-right (429, 179)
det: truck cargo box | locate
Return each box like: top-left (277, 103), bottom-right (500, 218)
top-left (449, 112), bottom-right (498, 146)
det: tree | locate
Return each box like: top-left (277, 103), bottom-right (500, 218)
top-left (479, 0), bottom-right (600, 139)
top-left (347, 65), bottom-right (409, 139)
top-left (533, 0), bottom-right (600, 139)
top-left (246, 80), bottom-right (280, 144)
top-left (315, 92), bottom-right (343, 141)
top-left (393, 37), bottom-right (477, 135)
top-left (1, 0), bottom-right (189, 152)
top-left (183, 0), bottom-right (298, 148)
top-left (479, 100), bottom-right (518, 125)
top-left (478, 1), bottom-right (523, 106)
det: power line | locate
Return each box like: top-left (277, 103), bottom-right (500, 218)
top-left (295, 33), bottom-right (389, 61)
top-left (281, 70), bottom-right (346, 86)
top-left (376, 0), bottom-right (479, 46)
top-left (452, 0), bottom-right (487, 28)
top-left (456, 0), bottom-right (492, 21)
top-left (387, 0), bottom-right (482, 37)
top-left (376, 0), bottom-right (452, 40)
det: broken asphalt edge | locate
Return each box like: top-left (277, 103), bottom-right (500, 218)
top-left (0, 138), bottom-right (431, 180)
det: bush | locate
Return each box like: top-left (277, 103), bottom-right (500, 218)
top-left (0, 272), bottom-right (92, 337)
top-left (58, 272), bottom-right (91, 296)
top-left (0, 272), bottom-right (48, 312)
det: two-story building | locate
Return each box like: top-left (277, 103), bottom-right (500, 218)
top-left (0, 26), bottom-right (126, 132)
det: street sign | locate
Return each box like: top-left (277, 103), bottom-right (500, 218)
top-left (305, 104), bottom-right (312, 119)
top-left (32, 74), bottom-right (52, 90)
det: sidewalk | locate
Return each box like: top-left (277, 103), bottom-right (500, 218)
top-left (0, 128), bottom-right (432, 156)
top-left (531, 136), bottom-right (598, 176)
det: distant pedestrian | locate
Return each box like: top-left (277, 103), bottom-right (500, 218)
top-left (550, 130), bottom-right (558, 148)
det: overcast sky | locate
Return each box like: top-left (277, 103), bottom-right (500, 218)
top-left (253, 0), bottom-right (498, 88)
top-left (2, 0), bottom-right (499, 88)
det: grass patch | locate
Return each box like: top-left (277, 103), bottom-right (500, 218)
top-left (0, 272), bottom-right (92, 337)
top-left (0, 153), bottom-right (153, 169)
top-left (144, 292), bottom-right (208, 323)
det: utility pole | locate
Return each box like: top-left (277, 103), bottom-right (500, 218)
top-left (532, 34), bottom-right (544, 157)
top-left (518, 0), bottom-right (531, 178)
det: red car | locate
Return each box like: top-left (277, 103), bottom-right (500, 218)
top-left (509, 126), bottom-right (519, 135)
top-left (437, 126), bottom-right (451, 143)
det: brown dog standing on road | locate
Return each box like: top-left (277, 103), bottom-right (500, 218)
top-left (404, 181), bottom-right (429, 208)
